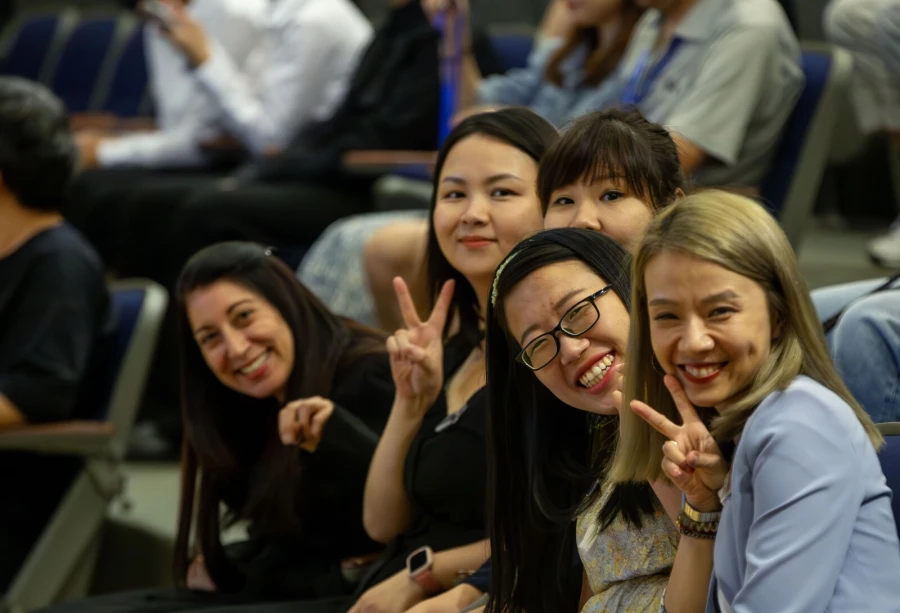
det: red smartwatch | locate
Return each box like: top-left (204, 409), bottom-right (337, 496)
top-left (406, 546), bottom-right (442, 596)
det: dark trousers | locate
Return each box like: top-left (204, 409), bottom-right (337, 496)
top-left (35, 589), bottom-right (353, 613)
top-left (2, 456), bottom-right (80, 593)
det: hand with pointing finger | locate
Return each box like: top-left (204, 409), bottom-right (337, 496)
top-left (278, 396), bottom-right (335, 453)
top-left (386, 277), bottom-right (455, 411)
top-left (629, 375), bottom-right (728, 512)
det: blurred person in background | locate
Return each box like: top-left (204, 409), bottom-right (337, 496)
top-left (825, 0), bottom-right (900, 267)
top-left (68, 0), bottom-right (266, 268)
top-left (440, 0), bottom-right (645, 127)
top-left (69, 0), bottom-right (369, 271)
top-left (76, 0), bottom-right (266, 171)
top-left (0, 78), bottom-right (114, 593)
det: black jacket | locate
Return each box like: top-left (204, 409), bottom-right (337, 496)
top-left (247, 2), bottom-right (501, 184)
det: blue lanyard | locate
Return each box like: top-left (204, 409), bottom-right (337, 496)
top-left (435, 9), bottom-right (465, 145)
top-left (620, 38), bottom-right (683, 107)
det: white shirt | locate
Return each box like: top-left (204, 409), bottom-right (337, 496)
top-left (98, 0), bottom-right (266, 169)
top-left (193, 0), bottom-right (373, 157)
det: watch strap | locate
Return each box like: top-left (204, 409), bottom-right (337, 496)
top-left (683, 499), bottom-right (722, 523)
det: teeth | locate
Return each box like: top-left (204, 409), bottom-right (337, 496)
top-left (579, 353), bottom-right (615, 388)
top-left (685, 364), bottom-right (720, 378)
top-left (240, 352), bottom-right (268, 375)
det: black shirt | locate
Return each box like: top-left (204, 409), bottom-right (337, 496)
top-left (362, 335), bottom-right (488, 590)
top-left (215, 350), bottom-right (396, 599)
top-left (0, 223), bottom-right (114, 590)
top-left (0, 224), bottom-right (113, 421)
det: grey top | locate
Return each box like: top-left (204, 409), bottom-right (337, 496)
top-left (615, 0), bottom-right (804, 188)
top-left (708, 375), bottom-right (900, 613)
top-left (477, 38), bottom-right (621, 127)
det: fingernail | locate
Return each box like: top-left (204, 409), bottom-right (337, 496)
top-left (671, 468), bottom-right (681, 477)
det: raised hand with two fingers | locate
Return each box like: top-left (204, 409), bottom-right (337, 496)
top-left (278, 396), bottom-right (335, 453)
top-left (386, 277), bottom-right (455, 414)
top-left (629, 375), bottom-right (728, 513)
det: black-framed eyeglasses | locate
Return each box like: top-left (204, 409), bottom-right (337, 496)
top-left (515, 285), bottom-right (614, 371)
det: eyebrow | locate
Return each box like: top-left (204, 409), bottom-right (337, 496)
top-left (518, 287), bottom-right (587, 344)
top-left (648, 290), bottom-right (740, 308)
top-left (441, 173), bottom-right (524, 186)
top-left (193, 299), bottom-right (254, 335)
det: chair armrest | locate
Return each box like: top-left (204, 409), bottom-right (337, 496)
top-left (0, 421), bottom-right (115, 456)
top-left (342, 150), bottom-right (438, 171)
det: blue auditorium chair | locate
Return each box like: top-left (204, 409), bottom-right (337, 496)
top-left (760, 43), bottom-right (851, 250)
top-left (877, 422), bottom-right (900, 542)
top-left (0, 280), bottom-right (168, 611)
top-left (490, 28), bottom-right (535, 72)
top-left (0, 8), bottom-right (78, 83)
top-left (93, 19), bottom-right (150, 117)
top-left (48, 15), bottom-right (120, 112)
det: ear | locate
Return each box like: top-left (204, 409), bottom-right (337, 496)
top-left (673, 188), bottom-right (686, 202)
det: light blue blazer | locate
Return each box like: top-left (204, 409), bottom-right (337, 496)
top-left (708, 376), bottom-right (900, 612)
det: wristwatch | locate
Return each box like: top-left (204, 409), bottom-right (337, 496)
top-left (683, 499), bottom-right (722, 523)
top-left (406, 546), bottom-right (442, 596)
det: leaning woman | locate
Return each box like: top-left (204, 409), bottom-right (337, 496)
top-left (612, 190), bottom-right (900, 612)
top-left (41, 241), bottom-right (396, 612)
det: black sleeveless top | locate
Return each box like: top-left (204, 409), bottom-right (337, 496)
top-left (361, 335), bottom-right (488, 589)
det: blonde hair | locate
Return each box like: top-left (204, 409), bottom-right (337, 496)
top-left (609, 190), bottom-right (883, 484)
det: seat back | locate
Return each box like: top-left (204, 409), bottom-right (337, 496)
top-left (489, 28), bottom-right (535, 72)
top-left (104, 279), bottom-right (169, 460)
top-left (49, 14), bottom-right (120, 112)
top-left (1, 280), bottom-right (167, 612)
top-left (877, 422), bottom-right (900, 541)
top-left (760, 43), bottom-right (851, 249)
top-left (92, 16), bottom-right (149, 116)
top-left (0, 9), bottom-right (78, 83)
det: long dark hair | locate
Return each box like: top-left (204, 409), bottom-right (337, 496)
top-left (538, 108), bottom-right (685, 215)
top-left (485, 229), bottom-right (657, 613)
top-left (544, 1), bottom-right (643, 87)
top-left (425, 107), bottom-right (559, 346)
top-left (172, 242), bottom-right (385, 591)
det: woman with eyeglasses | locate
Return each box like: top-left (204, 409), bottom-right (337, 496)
top-left (485, 228), bottom-right (696, 613)
top-left (477, 110), bottom-right (691, 613)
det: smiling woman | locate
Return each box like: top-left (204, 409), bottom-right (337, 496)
top-left (123, 241), bottom-right (394, 609)
top-left (187, 281), bottom-right (297, 402)
top-left (485, 228), bottom-right (677, 613)
top-left (612, 190), bottom-right (900, 613)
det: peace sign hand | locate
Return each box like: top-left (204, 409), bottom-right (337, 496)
top-left (386, 277), bottom-right (455, 412)
top-left (630, 375), bottom-right (727, 512)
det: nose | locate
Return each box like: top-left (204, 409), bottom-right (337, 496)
top-left (678, 316), bottom-right (715, 355)
top-left (569, 199), bottom-right (601, 231)
top-left (459, 193), bottom-right (490, 226)
top-left (558, 334), bottom-right (590, 366)
top-left (221, 326), bottom-right (251, 360)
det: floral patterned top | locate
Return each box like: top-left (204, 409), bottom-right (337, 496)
top-left (576, 483), bottom-right (679, 612)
